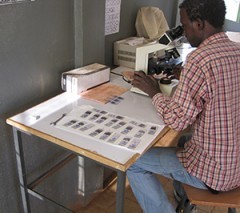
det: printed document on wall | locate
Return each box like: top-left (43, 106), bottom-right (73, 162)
top-left (105, 0), bottom-right (121, 35)
top-left (0, 0), bottom-right (34, 5)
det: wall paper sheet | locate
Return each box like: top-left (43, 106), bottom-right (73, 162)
top-left (0, 0), bottom-right (34, 5)
top-left (105, 0), bottom-right (121, 35)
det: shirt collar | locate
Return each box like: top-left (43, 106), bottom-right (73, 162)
top-left (199, 32), bottom-right (229, 48)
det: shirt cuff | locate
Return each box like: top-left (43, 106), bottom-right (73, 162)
top-left (152, 92), bottom-right (165, 105)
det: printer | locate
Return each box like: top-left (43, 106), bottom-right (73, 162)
top-left (114, 37), bottom-right (167, 73)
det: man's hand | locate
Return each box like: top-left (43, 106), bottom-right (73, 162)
top-left (132, 71), bottom-right (161, 98)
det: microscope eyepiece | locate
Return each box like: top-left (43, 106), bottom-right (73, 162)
top-left (159, 25), bottom-right (184, 45)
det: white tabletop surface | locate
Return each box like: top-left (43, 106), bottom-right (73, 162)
top-left (9, 67), bottom-right (165, 165)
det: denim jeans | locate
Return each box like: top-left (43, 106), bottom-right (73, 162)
top-left (126, 147), bottom-right (207, 213)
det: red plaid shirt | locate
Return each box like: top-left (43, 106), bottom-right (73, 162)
top-left (152, 32), bottom-right (240, 191)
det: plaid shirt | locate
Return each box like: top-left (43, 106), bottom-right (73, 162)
top-left (152, 32), bottom-right (240, 191)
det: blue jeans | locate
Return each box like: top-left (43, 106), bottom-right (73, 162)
top-left (126, 147), bottom-right (207, 213)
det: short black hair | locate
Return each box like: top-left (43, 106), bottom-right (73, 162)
top-left (179, 0), bottom-right (226, 28)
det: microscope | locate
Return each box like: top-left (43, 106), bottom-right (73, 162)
top-left (148, 25), bottom-right (183, 76)
top-left (145, 25), bottom-right (184, 96)
top-left (158, 25), bottom-right (184, 45)
top-left (114, 25), bottom-right (184, 96)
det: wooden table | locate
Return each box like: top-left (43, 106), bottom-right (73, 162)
top-left (6, 69), bottom-right (183, 213)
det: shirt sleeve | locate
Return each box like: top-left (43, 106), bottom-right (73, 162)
top-left (152, 58), bottom-right (209, 131)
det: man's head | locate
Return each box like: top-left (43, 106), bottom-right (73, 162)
top-left (179, 0), bottom-right (226, 47)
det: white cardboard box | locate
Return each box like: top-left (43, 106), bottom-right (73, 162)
top-left (61, 63), bottom-right (110, 94)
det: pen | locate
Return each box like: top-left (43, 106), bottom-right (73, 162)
top-left (50, 113), bottom-right (67, 126)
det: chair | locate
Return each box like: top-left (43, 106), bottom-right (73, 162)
top-left (176, 184), bottom-right (240, 213)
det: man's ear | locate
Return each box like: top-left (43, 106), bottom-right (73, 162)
top-left (193, 18), bottom-right (205, 30)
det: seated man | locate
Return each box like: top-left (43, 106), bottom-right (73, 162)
top-left (127, 0), bottom-right (240, 212)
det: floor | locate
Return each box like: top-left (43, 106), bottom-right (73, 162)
top-left (77, 176), bottom-right (240, 213)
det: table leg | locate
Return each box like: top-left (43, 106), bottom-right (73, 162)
top-left (13, 127), bottom-right (31, 213)
top-left (116, 171), bottom-right (126, 213)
